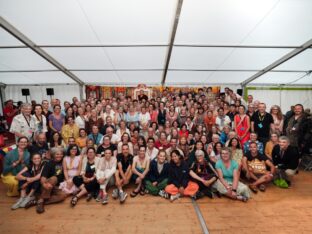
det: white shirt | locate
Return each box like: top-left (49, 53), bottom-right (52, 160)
top-left (75, 116), bottom-right (85, 129)
top-left (116, 128), bottom-right (131, 141)
top-left (99, 133), bottom-right (120, 145)
top-left (146, 147), bottom-right (159, 161)
top-left (10, 113), bottom-right (35, 142)
top-left (215, 115), bottom-right (231, 131)
top-left (139, 112), bottom-right (151, 126)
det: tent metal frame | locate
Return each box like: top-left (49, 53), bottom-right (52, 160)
top-left (241, 39), bottom-right (312, 87)
top-left (0, 69), bottom-right (309, 73)
top-left (0, 11), bottom-right (312, 88)
top-left (1, 45), bottom-right (311, 49)
top-left (161, 0), bottom-right (184, 86)
top-left (0, 16), bottom-right (85, 100)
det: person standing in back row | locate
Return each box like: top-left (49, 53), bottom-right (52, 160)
top-left (251, 103), bottom-right (274, 147)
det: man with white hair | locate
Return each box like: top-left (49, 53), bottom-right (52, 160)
top-left (189, 150), bottom-right (219, 199)
top-left (10, 103), bottom-right (35, 142)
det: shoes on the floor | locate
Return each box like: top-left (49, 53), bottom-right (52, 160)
top-left (259, 184), bottom-right (266, 192)
top-left (237, 195), bottom-right (248, 202)
top-left (96, 191), bottom-right (103, 202)
top-left (24, 199), bottom-right (37, 209)
top-left (102, 194), bottom-right (108, 205)
top-left (11, 197), bottom-right (25, 210)
top-left (19, 196), bottom-right (35, 208)
top-left (112, 189), bottom-right (119, 199)
top-left (249, 184), bottom-right (258, 193)
top-left (119, 191), bottom-right (127, 204)
top-left (86, 193), bottom-right (93, 202)
top-left (158, 190), bottom-right (169, 199)
top-left (36, 202), bottom-right (45, 214)
top-left (170, 193), bottom-right (181, 202)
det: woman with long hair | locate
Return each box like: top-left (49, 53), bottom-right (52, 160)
top-left (59, 145), bottom-right (82, 195)
top-left (234, 105), bottom-right (250, 148)
top-left (270, 105), bottom-right (284, 135)
top-left (165, 150), bottom-right (199, 202)
top-left (71, 147), bottom-right (100, 205)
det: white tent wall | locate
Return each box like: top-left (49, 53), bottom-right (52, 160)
top-left (246, 87), bottom-right (312, 114)
top-left (4, 84), bottom-right (82, 107)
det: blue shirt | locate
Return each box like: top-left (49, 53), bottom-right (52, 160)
top-left (87, 133), bottom-right (103, 146)
top-left (215, 159), bottom-right (238, 183)
top-left (3, 148), bottom-right (30, 176)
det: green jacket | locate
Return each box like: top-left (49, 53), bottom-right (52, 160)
top-left (3, 148), bottom-right (30, 176)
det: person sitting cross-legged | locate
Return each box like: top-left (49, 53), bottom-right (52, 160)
top-left (25, 148), bottom-right (67, 214)
top-left (214, 148), bottom-right (251, 202)
top-left (71, 147), bottom-right (100, 206)
top-left (145, 150), bottom-right (170, 198)
top-left (165, 150), bottom-right (199, 202)
top-left (242, 142), bottom-right (275, 193)
top-left (189, 150), bottom-right (219, 199)
top-left (130, 146), bottom-right (150, 197)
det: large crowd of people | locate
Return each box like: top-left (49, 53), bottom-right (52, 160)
top-left (1, 87), bottom-right (311, 214)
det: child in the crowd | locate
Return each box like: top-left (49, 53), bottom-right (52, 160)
top-left (12, 153), bottom-right (44, 210)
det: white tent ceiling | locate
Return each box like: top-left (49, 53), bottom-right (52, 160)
top-left (0, 0), bottom-right (311, 86)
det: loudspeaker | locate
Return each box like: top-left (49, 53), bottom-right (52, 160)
top-left (237, 89), bottom-right (243, 96)
top-left (21, 89), bottom-right (30, 96)
top-left (46, 88), bottom-right (54, 96)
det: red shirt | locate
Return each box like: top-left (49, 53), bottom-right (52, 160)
top-left (3, 106), bottom-right (16, 125)
top-left (155, 140), bottom-right (170, 150)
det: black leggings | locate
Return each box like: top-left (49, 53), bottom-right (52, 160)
top-left (72, 176), bottom-right (99, 193)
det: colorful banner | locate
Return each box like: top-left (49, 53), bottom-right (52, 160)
top-left (86, 85), bottom-right (220, 99)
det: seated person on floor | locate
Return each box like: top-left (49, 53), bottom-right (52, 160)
top-left (145, 150), bottom-right (169, 198)
top-left (71, 147), bottom-right (100, 206)
top-left (12, 153), bottom-right (44, 210)
top-left (271, 136), bottom-right (300, 186)
top-left (95, 148), bottom-right (117, 204)
top-left (2, 136), bottom-right (30, 197)
top-left (214, 148), bottom-right (251, 202)
top-left (131, 146), bottom-right (150, 197)
top-left (59, 145), bottom-right (82, 195)
top-left (189, 150), bottom-right (219, 199)
top-left (242, 142), bottom-right (275, 193)
top-left (113, 144), bottom-right (134, 203)
top-left (26, 148), bottom-right (67, 214)
top-left (165, 150), bottom-right (199, 202)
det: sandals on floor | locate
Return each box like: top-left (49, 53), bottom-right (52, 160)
top-left (71, 196), bottom-right (78, 207)
top-left (86, 193), bottom-right (93, 202)
top-left (140, 186), bottom-right (145, 196)
top-left (249, 184), bottom-right (258, 193)
top-left (259, 184), bottom-right (266, 192)
top-left (130, 190), bottom-right (139, 197)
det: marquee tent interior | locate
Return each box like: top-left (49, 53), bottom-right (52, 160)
top-left (0, 0), bottom-right (312, 113)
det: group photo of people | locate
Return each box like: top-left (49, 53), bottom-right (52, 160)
top-left (1, 86), bottom-right (311, 214)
